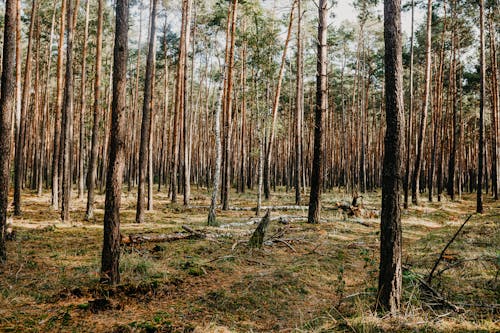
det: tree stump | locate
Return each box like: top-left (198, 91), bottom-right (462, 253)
top-left (248, 210), bottom-right (271, 248)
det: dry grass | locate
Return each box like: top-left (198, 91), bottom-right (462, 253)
top-left (0, 187), bottom-right (498, 332)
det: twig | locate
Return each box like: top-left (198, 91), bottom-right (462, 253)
top-left (273, 239), bottom-right (296, 252)
top-left (427, 214), bottom-right (473, 284)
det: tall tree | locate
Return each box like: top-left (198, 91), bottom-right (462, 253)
top-left (411, 0), bottom-right (432, 205)
top-left (477, 0), bottom-right (485, 213)
top-left (377, 0), bottom-right (403, 313)
top-left (136, 0), bottom-right (158, 223)
top-left (101, 0), bottom-right (129, 285)
top-left (488, 12), bottom-right (498, 200)
top-left (14, 0), bottom-right (37, 215)
top-left (221, 0), bottom-right (238, 210)
top-left (295, 0), bottom-right (303, 206)
top-left (78, 0), bottom-right (91, 198)
top-left (263, 0), bottom-right (296, 200)
top-left (61, 0), bottom-right (75, 222)
top-left (52, 0), bottom-right (67, 210)
top-left (403, 0), bottom-right (415, 209)
top-left (308, 0), bottom-right (327, 224)
top-left (0, 0), bottom-right (17, 262)
top-left (85, 0), bottom-right (104, 220)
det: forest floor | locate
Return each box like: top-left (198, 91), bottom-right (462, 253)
top-left (0, 188), bottom-right (498, 332)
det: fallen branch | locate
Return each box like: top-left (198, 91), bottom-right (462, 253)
top-left (122, 225), bottom-right (207, 245)
top-left (404, 265), bottom-right (463, 313)
top-left (427, 214), bottom-right (473, 284)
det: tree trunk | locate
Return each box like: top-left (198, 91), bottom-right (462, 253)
top-left (14, 0), bottom-right (37, 216)
top-left (264, 0), bottom-right (296, 200)
top-left (52, 0), bottom-right (67, 210)
top-left (0, 0), bottom-right (17, 262)
top-left (477, 0), bottom-right (485, 213)
top-left (411, 0), bottom-right (432, 205)
top-left (61, 0), bottom-right (75, 222)
top-left (221, 0), bottom-right (238, 210)
top-left (295, 0), bottom-right (303, 205)
top-left (85, 0), bottom-right (103, 220)
top-left (136, 0), bottom-right (158, 223)
top-left (308, 0), bottom-right (327, 224)
top-left (377, 0), bottom-right (403, 314)
top-left (78, 0), bottom-right (90, 199)
top-left (403, 0), bottom-right (414, 209)
top-left (101, 0), bottom-right (128, 285)
top-left (207, 66), bottom-right (225, 226)
top-left (488, 13), bottom-right (498, 200)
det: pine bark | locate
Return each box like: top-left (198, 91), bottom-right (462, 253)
top-left (295, 0), bottom-right (303, 205)
top-left (411, 0), bottom-right (432, 205)
top-left (61, 0), bottom-right (75, 222)
top-left (101, 0), bottom-right (128, 285)
top-left (85, 0), bottom-right (103, 220)
top-left (377, 0), bottom-right (403, 314)
top-left (477, 0), bottom-right (485, 213)
top-left (0, 0), bottom-right (17, 262)
top-left (136, 0), bottom-right (158, 223)
top-left (14, 0), bottom-right (37, 215)
top-left (308, 0), bottom-right (327, 224)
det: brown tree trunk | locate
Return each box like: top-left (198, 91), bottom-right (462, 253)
top-left (85, 0), bottom-right (103, 220)
top-left (221, 0), bottom-right (238, 210)
top-left (52, 0), bottom-right (67, 210)
top-left (0, 0), bottom-right (17, 262)
top-left (308, 0), bottom-right (327, 224)
top-left (403, 0), bottom-right (414, 209)
top-left (101, 0), bottom-right (128, 285)
top-left (377, 0), bottom-right (403, 314)
top-left (61, 0), bottom-right (75, 222)
top-left (295, 0), bottom-right (303, 205)
top-left (78, 0), bottom-right (90, 199)
top-left (411, 0), bottom-right (432, 205)
top-left (477, 0), bottom-right (486, 213)
top-left (136, 0), bottom-right (158, 223)
top-left (263, 0), bottom-right (296, 200)
top-left (14, 0), bottom-right (37, 216)
top-left (488, 13), bottom-right (498, 200)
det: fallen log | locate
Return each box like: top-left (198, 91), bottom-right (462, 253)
top-left (121, 225), bottom-right (207, 245)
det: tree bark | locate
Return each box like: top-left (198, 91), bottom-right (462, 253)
top-left (85, 0), bottom-right (104, 220)
top-left (14, 0), bottom-right (37, 216)
top-left (52, 0), bottom-right (67, 210)
top-left (61, 0), bottom-right (75, 222)
top-left (101, 0), bottom-right (128, 285)
top-left (377, 0), bottom-right (403, 313)
top-left (403, 0), bottom-right (414, 209)
top-left (0, 0), bottom-right (17, 262)
top-left (78, 0), bottom-right (90, 199)
top-left (294, 0), bottom-right (303, 206)
top-left (477, 0), bottom-right (485, 213)
top-left (308, 0), bottom-right (327, 224)
top-left (136, 0), bottom-right (158, 223)
top-left (411, 0), bottom-right (432, 205)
